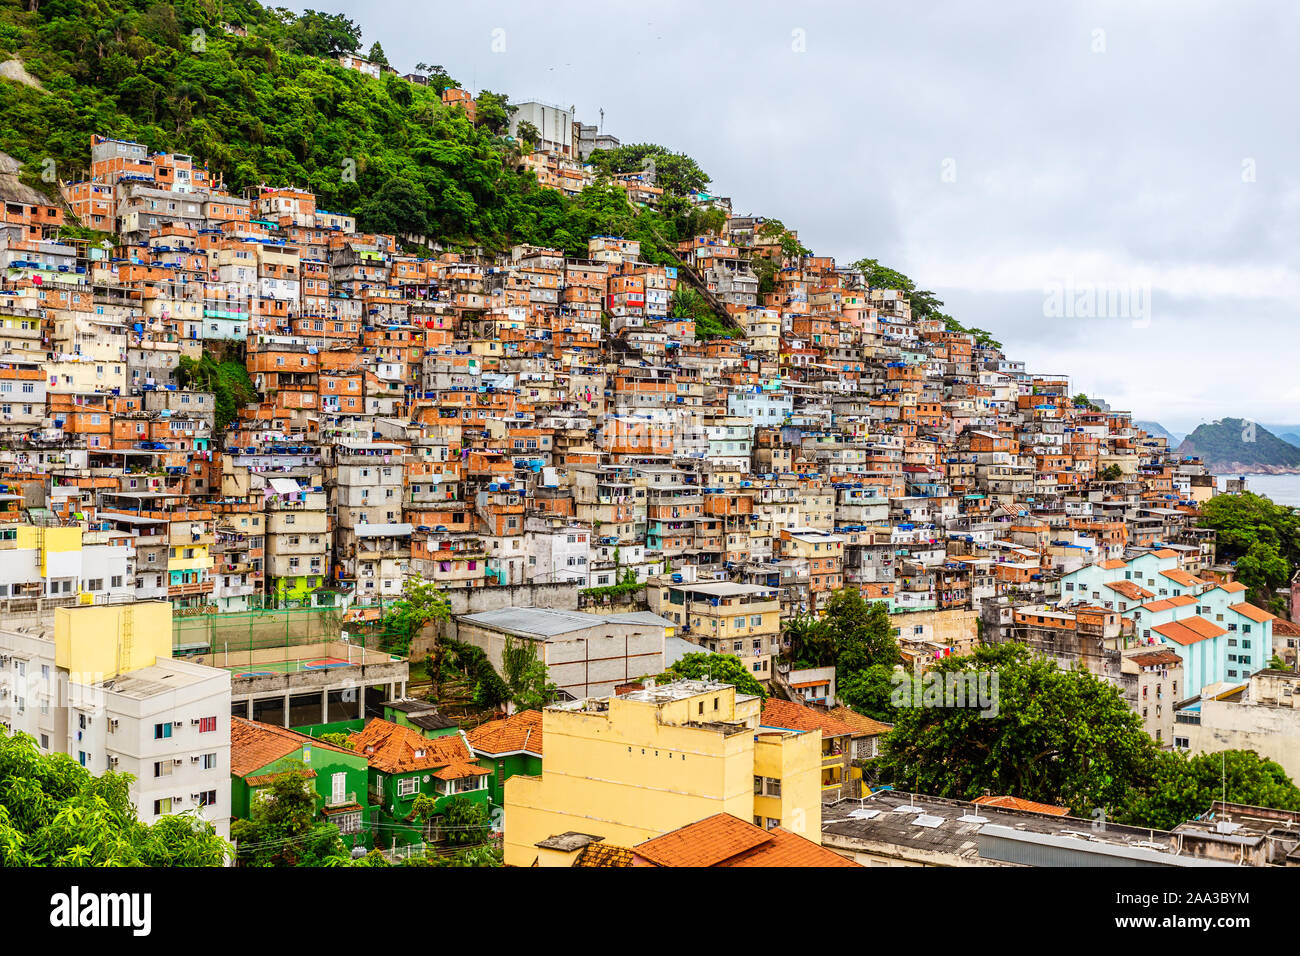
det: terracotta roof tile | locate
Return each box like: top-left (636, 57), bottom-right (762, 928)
top-left (761, 697), bottom-right (860, 739)
top-left (1105, 580), bottom-right (1154, 600)
top-left (827, 706), bottom-right (893, 737)
top-left (1229, 603), bottom-right (1274, 624)
top-left (1153, 615), bottom-right (1227, 646)
top-left (633, 813), bottom-right (859, 867)
top-left (466, 709), bottom-right (544, 756)
top-left (230, 716), bottom-right (357, 778)
top-left (574, 843), bottom-right (635, 867)
top-left (973, 794), bottom-right (1070, 816)
top-left (347, 718), bottom-right (483, 777)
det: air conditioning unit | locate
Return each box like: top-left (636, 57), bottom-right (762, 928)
top-left (172, 720), bottom-right (183, 728)
top-left (107, 756), bottom-right (118, 769)
top-left (172, 758), bottom-right (183, 766)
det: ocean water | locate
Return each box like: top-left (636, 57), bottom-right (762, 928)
top-left (1215, 473), bottom-right (1300, 508)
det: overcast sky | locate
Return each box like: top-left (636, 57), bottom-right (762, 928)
top-left (296, 0), bottom-right (1300, 433)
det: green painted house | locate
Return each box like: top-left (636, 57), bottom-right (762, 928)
top-left (381, 698), bottom-right (463, 738)
top-left (230, 716), bottom-right (373, 849)
top-left (466, 709), bottom-right (544, 807)
top-left (348, 718), bottom-right (491, 848)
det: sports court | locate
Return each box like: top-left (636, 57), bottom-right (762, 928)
top-left (226, 656), bottom-right (353, 678)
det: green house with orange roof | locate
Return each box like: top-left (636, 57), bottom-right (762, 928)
top-left (229, 716), bottom-right (374, 850)
top-left (348, 718), bottom-right (492, 847)
top-left (466, 709), bottom-right (544, 807)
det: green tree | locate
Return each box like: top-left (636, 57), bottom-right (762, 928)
top-left (366, 41), bottom-right (389, 68)
top-left (292, 9), bottom-right (363, 57)
top-left (0, 729), bottom-right (230, 866)
top-left (501, 636), bottom-right (557, 711)
top-left (414, 63), bottom-right (459, 94)
top-left (663, 652), bottom-right (766, 699)
top-left (230, 765), bottom-right (344, 866)
top-left (783, 611), bottom-right (833, 668)
top-left (475, 89), bottom-right (516, 134)
top-left (756, 218), bottom-right (810, 258)
top-left (515, 120), bottom-right (540, 149)
top-left (838, 663), bottom-right (906, 724)
top-left (1117, 750), bottom-right (1300, 830)
top-left (823, 590), bottom-right (900, 673)
top-left (357, 176), bottom-right (432, 236)
top-left (317, 732), bottom-right (354, 750)
top-left (380, 578), bottom-right (451, 655)
top-left (877, 644), bottom-right (1155, 815)
top-left (587, 143), bottom-right (711, 198)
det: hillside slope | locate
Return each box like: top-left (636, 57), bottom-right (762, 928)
top-left (1177, 418), bottom-right (1300, 474)
top-left (0, 0), bottom-right (697, 260)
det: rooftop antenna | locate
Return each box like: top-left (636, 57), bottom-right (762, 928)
top-left (599, 108), bottom-right (604, 132)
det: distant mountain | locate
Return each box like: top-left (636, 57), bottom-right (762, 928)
top-left (1281, 433), bottom-right (1300, 450)
top-left (1177, 418), bottom-right (1300, 474)
top-left (1135, 420), bottom-right (1184, 445)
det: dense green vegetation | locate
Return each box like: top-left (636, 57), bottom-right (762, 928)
top-left (231, 764), bottom-right (345, 866)
top-left (784, 590), bottom-right (901, 674)
top-left (175, 352), bottom-right (256, 433)
top-left (662, 651), bottom-right (766, 699)
top-left (1198, 491), bottom-right (1299, 611)
top-left (1116, 749), bottom-right (1300, 830)
top-left (876, 644), bottom-right (1153, 815)
top-left (668, 285), bottom-right (735, 340)
top-left (0, 0), bottom-right (696, 260)
top-left (869, 643), bottom-right (1300, 828)
top-left (0, 728), bottom-right (231, 865)
top-left (1178, 418), bottom-right (1300, 471)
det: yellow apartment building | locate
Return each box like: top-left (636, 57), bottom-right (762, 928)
top-left (647, 581), bottom-right (782, 682)
top-left (504, 679), bottom-right (821, 866)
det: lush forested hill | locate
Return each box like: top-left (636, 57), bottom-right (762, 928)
top-left (0, 0), bottom-right (714, 259)
top-left (1178, 418), bottom-right (1300, 474)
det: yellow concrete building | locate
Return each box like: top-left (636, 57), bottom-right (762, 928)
top-left (54, 601), bottom-right (172, 681)
top-left (504, 679), bottom-right (822, 866)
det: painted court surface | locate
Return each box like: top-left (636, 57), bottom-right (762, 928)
top-left (226, 657), bottom-right (350, 678)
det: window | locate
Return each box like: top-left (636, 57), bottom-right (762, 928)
top-left (201, 753), bottom-right (217, 770)
top-left (397, 777), bottom-right (419, 797)
top-left (154, 722), bottom-right (172, 739)
top-left (198, 790), bottom-right (218, 807)
top-left (198, 716), bottom-right (217, 733)
top-left (153, 798), bottom-right (172, 816)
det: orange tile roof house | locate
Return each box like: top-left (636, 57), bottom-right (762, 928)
top-left (762, 697), bottom-right (873, 797)
top-left (348, 718), bottom-right (491, 848)
top-left (229, 717), bottom-right (372, 848)
top-left (630, 813), bottom-right (859, 867)
top-left (466, 709), bottom-right (544, 806)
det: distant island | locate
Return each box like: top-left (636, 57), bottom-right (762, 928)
top-left (1177, 418), bottom-right (1300, 474)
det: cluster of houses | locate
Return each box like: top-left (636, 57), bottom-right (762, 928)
top-left (0, 117), bottom-right (1294, 865)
